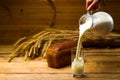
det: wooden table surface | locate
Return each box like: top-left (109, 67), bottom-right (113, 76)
top-left (0, 45), bottom-right (120, 80)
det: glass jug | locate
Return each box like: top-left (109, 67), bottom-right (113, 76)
top-left (79, 11), bottom-right (114, 36)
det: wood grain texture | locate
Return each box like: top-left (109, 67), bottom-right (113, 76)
top-left (0, 0), bottom-right (119, 26)
top-left (0, 55), bottom-right (119, 74)
top-left (0, 45), bottom-right (120, 79)
top-left (0, 74), bottom-right (120, 80)
top-left (0, 0), bottom-right (120, 44)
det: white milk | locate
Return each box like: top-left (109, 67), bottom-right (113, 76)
top-left (71, 57), bottom-right (84, 74)
top-left (93, 21), bottom-right (113, 35)
top-left (92, 13), bottom-right (114, 35)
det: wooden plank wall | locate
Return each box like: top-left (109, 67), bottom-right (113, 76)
top-left (0, 0), bottom-right (120, 44)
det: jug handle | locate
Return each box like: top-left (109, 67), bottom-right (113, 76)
top-left (87, 11), bottom-right (92, 15)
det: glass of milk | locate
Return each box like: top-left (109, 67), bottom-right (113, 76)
top-left (71, 47), bottom-right (84, 77)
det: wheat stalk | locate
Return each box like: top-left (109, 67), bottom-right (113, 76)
top-left (8, 28), bottom-right (79, 62)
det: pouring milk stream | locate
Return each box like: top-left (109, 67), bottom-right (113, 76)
top-left (71, 11), bottom-right (114, 76)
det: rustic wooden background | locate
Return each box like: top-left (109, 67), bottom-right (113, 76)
top-left (0, 0), bottom-right (120, 44)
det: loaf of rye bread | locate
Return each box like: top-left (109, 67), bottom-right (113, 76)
top-left (46, 40), bottom-right (77, 68)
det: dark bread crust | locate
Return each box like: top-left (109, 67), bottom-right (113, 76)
top-left (46, 40), bottom-right (77, 68)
